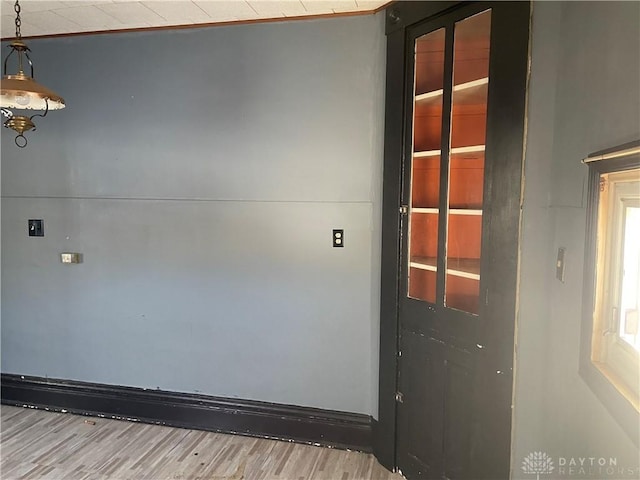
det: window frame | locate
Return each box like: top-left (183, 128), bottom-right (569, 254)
top-left (580, 140), bottom-right (640, 447)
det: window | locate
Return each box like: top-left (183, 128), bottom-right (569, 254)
top-left (592, 169), bottom-right (640, 404)
top-left (581, 140), bottom-right (640, 446)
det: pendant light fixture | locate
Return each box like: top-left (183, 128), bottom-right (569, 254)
top-left (1, 0), bottom-right (65, 147)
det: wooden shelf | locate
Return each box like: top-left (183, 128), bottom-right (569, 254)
top-left (408, 17), bottom-right (490, 312)
top-left (415, 77), bottom-right (488, 105)
top-left (410, 256), bottom-right (437, 272)
top-left (446, 257), bottom-right (480, 280)
top-left (414, 145), bottom-right (485, 158)
top-left (410, 256), bottom-right (480, 280)
top-left (411, 152), bottom-right (484, 209)
top-left (413, 149), bottom-right (441, 158)
top-left (452, 77), bottom-right (489, 105)
top-left (412, 208), bottom-right (482, 215)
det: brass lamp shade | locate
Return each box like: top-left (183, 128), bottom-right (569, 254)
top-left (1, 72), bottom-right (65, 110)
top-left (2, 1), bottom-right (65, 147)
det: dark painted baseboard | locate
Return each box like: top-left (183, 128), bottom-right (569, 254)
top-left (0, 374), bottom-right (372, 452)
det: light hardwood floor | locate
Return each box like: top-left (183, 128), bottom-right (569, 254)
top-left (0, 406), bottom-right (402, 480)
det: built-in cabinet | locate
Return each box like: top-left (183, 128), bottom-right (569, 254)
top-left (376, 2), bottom-right (530, 479)
top-left (407, 11), bottom-right (490, 314)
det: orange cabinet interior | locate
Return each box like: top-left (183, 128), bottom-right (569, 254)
top-left (414, 29), bottom-right (445, 96)
top-left (411, 154), bottom-right (484, 209)
top-left (409, 270), bottom-right (480, 314)
top-left (408, 11), bottom-right (490, 314)
top-left (414, 103), bottom-right (487, 152)
top-left (409, 213), bottom-right (439, 259)
top-left (445, 275), bottom-right (480, 314)
top-left (409, 269), bottom-right (437, 304)
top-left (410, 214), bottom-right (481, 260)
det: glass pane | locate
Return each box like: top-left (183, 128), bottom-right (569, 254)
top-left (445, 10), bottom-right (491, 314)
top-left (408, 28), bottom-right (445, 303)
top-left (619, 206), bottom-right (640, 351)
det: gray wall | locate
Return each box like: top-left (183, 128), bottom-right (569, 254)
top-left (4, 1), bottom-right (638, 472)
top-left (512, 1), bottom-right (640, 476)
top-left (1, 13), bottom-right (386, 416)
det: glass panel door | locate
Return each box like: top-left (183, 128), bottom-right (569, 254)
top-left (407, 28), bottom-right (446, 303)
top-left (407, 10), bottom-right (492, 315)
top-left (445, 10), bottom-right (491, 314)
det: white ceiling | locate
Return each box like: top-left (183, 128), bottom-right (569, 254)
top-left (0, 0), bottom-right (390, 38)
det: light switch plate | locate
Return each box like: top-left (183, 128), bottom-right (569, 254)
top-left (556, 247), bottom-right (565, 282)
top-left (28, 219), bottom-right (44, 237)
top-left (61, 253), bottom-right (83, 264)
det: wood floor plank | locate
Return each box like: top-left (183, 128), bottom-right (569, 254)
top-left (0, 405), bottom-right (402, 480)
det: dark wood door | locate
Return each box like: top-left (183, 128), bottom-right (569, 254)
top-left (379, 2), bottom-right (531, 479)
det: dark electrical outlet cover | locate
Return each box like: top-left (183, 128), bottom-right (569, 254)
top-left (333, 229), bottom-right (344, 247)
top-left (28, 219), bottom-right (44, 237)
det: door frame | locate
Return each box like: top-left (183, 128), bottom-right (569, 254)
top-left (373, 1), bottom-right (531, 475)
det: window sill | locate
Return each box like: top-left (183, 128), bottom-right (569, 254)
top-left (592, 361), bottom-right (639, 412)
top-left (579, 356), bottom-right (640, 447)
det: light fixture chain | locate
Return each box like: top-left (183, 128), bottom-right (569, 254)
top-left (14, 0), bottom-right (22, 39)
top-left (2, 0), bottom-right (65, 148)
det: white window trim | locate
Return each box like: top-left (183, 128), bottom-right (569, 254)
top-left (591, 171), bottom-right (640, 410)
